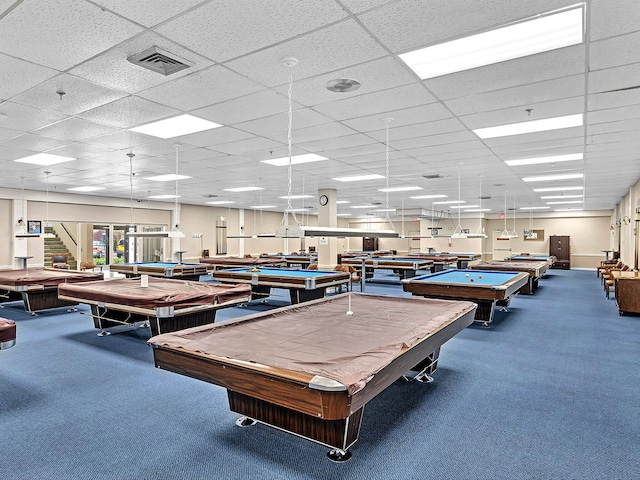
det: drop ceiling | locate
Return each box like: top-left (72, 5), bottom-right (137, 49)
top-left (0, 0), bottom-right (638, 216)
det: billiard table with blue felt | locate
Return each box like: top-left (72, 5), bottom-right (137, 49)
top-left (109, 262), bottom-right (209, 280)
top-left (212, 267), bottom-right (350, 304)
top-left (506, 255), bottom-right (556, 267)
top-left (341, 257), bottom-right (433, 280)
top-left (402, 269), bottom-right (529, 326)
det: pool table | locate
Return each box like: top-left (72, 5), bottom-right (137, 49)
top-left (148, 293), bottom-right (477, 460)
top-left (385, 254), bottom-right (459, 272)
top-left (429, 252), bottom-right (482, 269)
top-left (212, 267), bottom-right (350, 304)
top-left (0, 267), bottom-right (104, 314)
top-left (470, 260), bottom-right (548, 294)
top-left (402, 269), bottom-right (529, 326)
top-left (57, 277), bottom-right (251, 336)
top-left (198, 256), bottom-right (287, 271)
top-left (340, 257), bottom-right (433, 281)
top-left (259, 253), bottom-right (317, 268)
top-left (506, 254), bottom-right (556, 267)
top-left (109, 262), bottom-right (209, 280)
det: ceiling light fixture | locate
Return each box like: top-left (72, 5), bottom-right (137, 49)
top-left (532, 186), bottom-right (584, 192)
top-left (398, 5), bottom-right (584, 79)
top-left (261, 153), bottom-right (327, 166)
top-left (523, 173), bottom-right (584, 182)
top-left (145, 174), bottom-right (191, 182)
top-left (504, 153), bottom-right (583, 166)
top-left (333, 174), bottom-right (385, 182)
top-left (540, 194), bottom-right (584, 199)
top-left (67, 186), bottom-right (106, 192)
top-left (224, 186), bottom-right (264, 192)
top-left (474, 113), bottom-right (583, 139)
top-left (378, 186), bottom-right (422, 192)
top-left (206, 200), bottom-right (235, 205)
top-left (129, 114), bottom-right (222, 139)
top-left (14, 153), bottom-right (76, 166)
top-left (410, 194), bottom-right (448, 200)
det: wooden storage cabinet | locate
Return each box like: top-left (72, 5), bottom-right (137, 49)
top-left (550, 235), bottom-right (570, 269)
top-left (615, 277), bottom-right (640, 315)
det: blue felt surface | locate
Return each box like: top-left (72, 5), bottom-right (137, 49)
top-left (219, 267), bottom-right (338, 277)
top-left (410, 269), bottom-right (520, 286)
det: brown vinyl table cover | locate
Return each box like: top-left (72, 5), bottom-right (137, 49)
top-left (0, 268), bottom-right (103, 287)
top-left (199, 257), bottom-right (285, 267)
top-left (149, 293), bottom-right (476, 394)
top-left (58, 277), bottom-right (251, 310)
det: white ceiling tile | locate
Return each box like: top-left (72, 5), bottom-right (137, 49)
top-left (0, 102), bottom-right (67, 132)
top-left (367, 118), bottom-right (468, 142)
top-left (0, 53), bottom-right (59, 99)
top-left (227, 19), bottom-right (388, 87)
top-left (590, 0), bottom-right (640, 41)
top-left (2, 133), bottom-right (67, 152)
top-left (0, 126), bottom-right (21, 142)
top-left (193, 90), bottom-right (295, 125)
top-left (590, 31), bottom-right (640, 71)
top-left (459, 97), bottom-right (585, 130)
top-left (155, 0), bottom-right (347, 62)
top-left (265, 122), bottom-right (359, 144)
top-left (444, 75), bottom-right (585, 117)
top-left (342, 103), bottom-right (453, 132)
top-left (138, 66), bottom-right (265, 111)
top-left (587, 119), bottom-right (640, 135)
top-left (297, 133), bottom-right (378, 153)
top-left (314, 84), bottom-right (436, 120)
top-left (173, 127), bottom-right (254, 148)
top-left (11, 73), bottom-right (128, 116)
top-left (91, 0), bottom-right (206, 28)
top-left (33, 117), bottom-right (120, 142)
top-left (0, 0), bottom-right (144, 70)
top-left (211, 137), bottom-right (283, 155)
top-left (589, 105), bottom-right (640, 124)
top-left (392, 130), bottom-right (478, 150)
top-left (588, 89), bottom-right (640, 111)
top-left (77, 95), bottom-right (182, 129)
top-left (588, 63), bottom-right (640, 94)
top-left (235, 108), bottom-right (334, 136)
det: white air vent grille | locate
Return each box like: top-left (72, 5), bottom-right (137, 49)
top-left (127, 47), bottom-right (192, 76)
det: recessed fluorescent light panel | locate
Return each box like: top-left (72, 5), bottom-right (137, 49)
top-left (410, 194), bottom-right (448, 199)
top-left (250, 205), bottom-right (276, 209)
top-left (14, 153), bottom-right (76, 166)
top-left (399, 6), bottom-right (584, 79)
top-left (519, 207), bottom-right (551, 210)
top-left (532, 186), bottom-right (583, 192)
top-left (148, 194), bottom-right (180, 199)
top-left (223, 186), bottom-right (264, 192)
top-left (206, 200), bottom-right (235, 205)
top-left (336, 200), bottom-right (351, 204)
top-left (474, 114), bottom-right (583, 139)
top-left (333, 174), bottom-right (384, 182)
top-left (336, 213), bottom-right (352, 216)
top-left (373, 208), bottom-right (396, 212)
top-left (464, 209), bottom-right (491, 212)
top-left (540, 195), bottom-right (583, 199)
top-left (261, 154), bottom-right (327, 166)
top-left (433, 200), bottom-right (465, 205)
top-left (278, 195), bottom-right (313, 199)
top-left (523, 173), bottom-right (583, 182)
top-left (145, 174), bottom-right (191, 182)
top-left (378, 186), bottom-right (422, 192)
top-left (130, 114), bottom-right (222, 139)
top-left (350, 205), bottom-right (376, 209)
top-left (546, 200), bottom-right (583, 205)
top-left (451, 204), bottom-right (478, 209)
top-left (504, 153), bottom-right (583, 166)
top-left (67, 186), bottom-right (105, 192)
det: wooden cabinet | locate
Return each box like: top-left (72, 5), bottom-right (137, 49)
top-left (549, 235), bottom-right (570, 269)
top-left (615, 277), bottom-right (640, 315)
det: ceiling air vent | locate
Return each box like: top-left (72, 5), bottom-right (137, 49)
top-left (423, 174), bottom-right (443, 179)
top-left (127, 47), bottom-right (193, 76)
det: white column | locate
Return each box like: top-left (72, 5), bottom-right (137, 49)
top-left (317, 189), bottom-right (338, 269)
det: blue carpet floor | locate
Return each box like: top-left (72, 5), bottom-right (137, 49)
top-left (0, 269), bottom-right (638, 479)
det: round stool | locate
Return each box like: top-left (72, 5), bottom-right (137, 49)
top-left (0, 318), bottom-right (16, 350)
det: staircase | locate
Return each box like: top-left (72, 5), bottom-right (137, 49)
top-left (44, 227), bottom-right (77, 270)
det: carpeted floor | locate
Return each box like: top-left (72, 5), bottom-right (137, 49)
top-left (0, 269), bottom-right (638, 479)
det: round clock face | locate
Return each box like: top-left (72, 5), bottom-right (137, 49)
top-left (319, 195), bottom-right (329, 206)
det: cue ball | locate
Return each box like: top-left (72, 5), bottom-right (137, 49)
top-left (465, 273), bottom-right (469, 277)
top-left (470, 278), bottom-right (474, 282)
